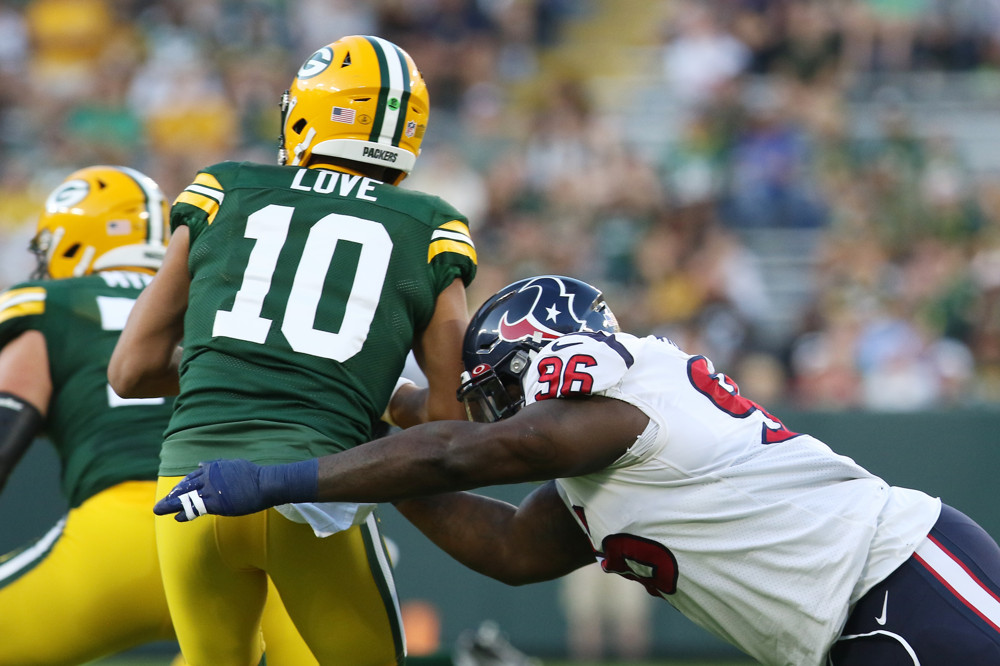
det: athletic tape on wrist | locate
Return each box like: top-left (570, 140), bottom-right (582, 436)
top-left (178, 490), bottom-right (208, 521)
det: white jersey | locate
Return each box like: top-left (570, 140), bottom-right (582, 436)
top-left (521, 332), bottom-right (941, 666)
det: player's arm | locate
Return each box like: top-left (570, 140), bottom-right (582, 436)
top-left (335, 395), bottom-right (644, 497)
top-left (394, 482), bottom-right (596, 585)
top-left (155, 395), bottom-right (647, 518)
top-left (0, 331), bottom-right (49, 492)
top-left (385, 278), bottom-right (469, 428)
top-left (108, 226), bottom-right (189, 398)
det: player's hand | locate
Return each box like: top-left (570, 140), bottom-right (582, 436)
top-left (153, 459), bottom-right (268, 521)
top-left (153, 458), bottom-right (320, 522)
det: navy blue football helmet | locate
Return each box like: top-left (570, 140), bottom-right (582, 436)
top-left (457, 275), bottom-right (619, 422)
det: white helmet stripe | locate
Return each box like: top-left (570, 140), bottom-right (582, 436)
top-left (368, 36), bottom-right (407, 146)
top-left (117, 165), bottom-right (166, 245)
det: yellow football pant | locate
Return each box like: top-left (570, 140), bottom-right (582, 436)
top-left (155, 476), bottom-right (405, 666)
top-left (0, 481), bottom-right (316, 666)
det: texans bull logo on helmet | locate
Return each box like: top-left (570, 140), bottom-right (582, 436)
top-left (496, 276), bottom-right (597, 344)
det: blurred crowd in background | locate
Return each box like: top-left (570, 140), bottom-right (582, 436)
top-left (3, 0), bottom-right (1000, 412)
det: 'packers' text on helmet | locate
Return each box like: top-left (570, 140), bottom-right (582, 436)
top-left (278, 35), bottom-right (430, 184)
top-left (30, 165), bottom-right (170, 280)
top-left (457, 275), bottom-right (620, 423)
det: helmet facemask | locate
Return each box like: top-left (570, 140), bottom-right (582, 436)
top-left (29, 227), bottom-right (62, 280)
top-left (458, 348), bottom-right (536, 423)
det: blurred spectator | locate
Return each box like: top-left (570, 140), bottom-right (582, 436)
top-left (0, 2), bottom-right (27, 102)
top-left (559, 563), bottom-right (653, 663)
top-left (721, 81), bottom-right (830, 229)
top-left (24, 0), bottom-right (115, 100)
top-left (843, 0), bottom-right (931, 71)
top-left (660, 1), bottom-right (751, 106)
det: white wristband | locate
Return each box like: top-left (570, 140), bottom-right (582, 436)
top-left (381, 377), bottom-right (417, 427)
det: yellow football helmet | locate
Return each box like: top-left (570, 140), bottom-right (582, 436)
top-left (30, 165), bottom-right (170, 280)
top-left (279, 35), bottom-right (430, 184)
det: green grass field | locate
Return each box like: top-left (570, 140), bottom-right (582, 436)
top-left (90, 657), bottom-right (755, 666)
top-left (84, 641), bottom-right (755, 666)
top-left (92, 661), bottom-right (753, 666)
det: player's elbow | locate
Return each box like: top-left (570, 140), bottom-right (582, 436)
top-left (107, 355), bottom-right (164, 398)
top-left (107, 355), bottom-right (140, 397)
top-left (483, 553), bottom-right (565, 587)
top-left (109, 342), bottom-right (180, 398)
top-left (495, 569), bottom-right (551, 587)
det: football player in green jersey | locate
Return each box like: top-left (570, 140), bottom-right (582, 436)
top-left (110, 35), bottom-right (477, 666)
top-left (0, 166), bottom-right (319, 666)
top-left (0, 165), bottom-right (178, 666)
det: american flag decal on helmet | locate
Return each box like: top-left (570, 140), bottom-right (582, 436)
top-left (107, 219), bottom-right (131, 235)
top-left (331, 107), bottom-right (355, 124)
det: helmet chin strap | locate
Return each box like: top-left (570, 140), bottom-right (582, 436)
top-left (290, 127), bottom-right (316, 167)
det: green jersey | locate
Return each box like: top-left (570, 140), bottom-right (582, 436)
top-left (0, 271), bottom-right (174, 507)
top-left (162, 161), bottom-right (477, 474)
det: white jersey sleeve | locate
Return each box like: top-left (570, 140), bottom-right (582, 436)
top-left (523, 331), bottom-right (633, 402)
top-left (521, 332), bottom-right (941, 666)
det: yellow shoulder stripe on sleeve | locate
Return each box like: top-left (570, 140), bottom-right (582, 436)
top-left (173, 191), bottom-right (221, 225)
top-left (0, 287), bottom-right (46, 325)
top-left (193, 172), bottom-right (223, 191)
top-left (438, 219), bottom-right (471, 237)
top-left (428, 239), bottom-right (478, 265)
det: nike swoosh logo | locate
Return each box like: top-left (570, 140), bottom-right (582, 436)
top-left (875, 591), bottom-right (889, 626)
top-left (549, 339), bottom-right (582, 351)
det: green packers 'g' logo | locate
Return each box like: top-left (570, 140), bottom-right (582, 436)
top-left (387, 97), bottom-right (400, 111)
top-left (298, 47), bottom-right (333, 79)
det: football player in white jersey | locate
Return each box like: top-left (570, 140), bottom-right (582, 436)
top-left (155, 275), bottom-right (1000, 665)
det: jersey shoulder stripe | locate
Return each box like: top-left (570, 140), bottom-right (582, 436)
top-left (174, 172), bottom-right (225, 225)
top-left (0, 286), bottom-right (46, 325)
top-left (428, 219), bottom-right (477, 264)
top-left (436, 219), bottom-right (472, 237)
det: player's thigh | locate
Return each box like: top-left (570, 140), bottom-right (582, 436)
top-left (0, 482), bottom-right (173, 665)
top-left (831, 504), bottom-right (1000, 664)
top-left (259, 576), bottom-right (318, 666)
top-left (155, 476), bottom-right (267, 666)
top-left (266, 511), bottom-right (405, 666)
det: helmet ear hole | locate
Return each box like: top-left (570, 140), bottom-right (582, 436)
top-left (292, 118), bottom-right (307, 134)
top-left (62, 243), bottom-right (81, 258)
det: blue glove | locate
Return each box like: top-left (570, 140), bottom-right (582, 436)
top-left (153, 458), bottom-right (319, 522)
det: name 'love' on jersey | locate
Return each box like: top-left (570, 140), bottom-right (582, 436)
top-left (162, 160), bottom-right (476, 473)
top-left (522, 332), bottom-right (941, 666)
top-left (0, 272), bottom-right (173, 507)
